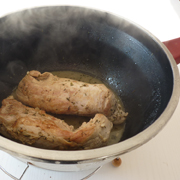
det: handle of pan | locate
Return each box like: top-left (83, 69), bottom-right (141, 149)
top-left (163, 37), bottom-right (180, 64)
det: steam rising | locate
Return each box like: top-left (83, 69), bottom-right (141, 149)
top-left (0, 6), bottom-right (162, 88)
top-left (0, 6), bottom-right (162, 79)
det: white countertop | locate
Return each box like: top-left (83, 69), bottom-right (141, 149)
top-left (0, 0), bottom-right (180, 179)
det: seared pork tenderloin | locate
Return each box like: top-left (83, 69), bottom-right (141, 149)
top-left (16, 70), bottom-right (128, 124)
top-left (0, 96), bottom-right (113, 150)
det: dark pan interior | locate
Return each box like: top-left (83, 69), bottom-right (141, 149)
top-left (0, 6), bottom-right (173, 141)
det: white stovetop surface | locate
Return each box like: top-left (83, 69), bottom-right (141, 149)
top-left (0, 0), bottom-right (180, 180)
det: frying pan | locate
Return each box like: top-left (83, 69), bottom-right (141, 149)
top-left (0, 6), bottom-right (179, 172)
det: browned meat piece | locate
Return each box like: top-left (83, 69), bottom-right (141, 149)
top-left (0, 96), bottom-right (113, 150)
top-left (16, 70), bottom-right (128, 124)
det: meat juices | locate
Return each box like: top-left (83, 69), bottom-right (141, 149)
top-left (0, 96), bottom-right (113, 150)
top-left (16, 70), bottom-right (128, 124)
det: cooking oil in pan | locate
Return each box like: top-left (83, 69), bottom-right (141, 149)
top-left (52, 70), bottom-right (126, 145)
